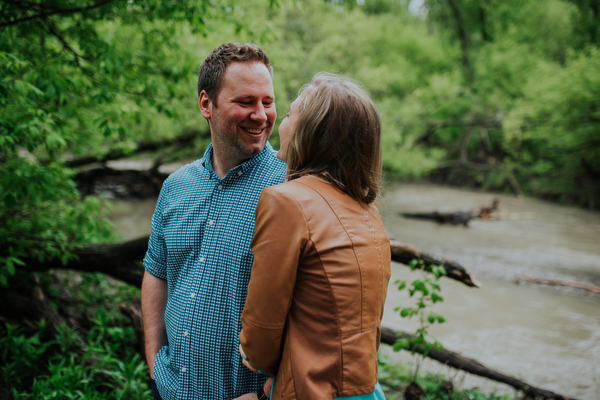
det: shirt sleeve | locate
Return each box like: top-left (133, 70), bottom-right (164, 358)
top-left (143, 181), bottom-right (169, 279)
top-left (239, 185), bottom-right (309, 374)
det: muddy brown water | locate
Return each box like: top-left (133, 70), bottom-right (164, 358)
top-left (109, 182), bottom-right (600, 400)
top-left (380, 183), bottom-right (600, 400)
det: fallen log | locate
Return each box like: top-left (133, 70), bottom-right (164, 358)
top-left (380, 327), bottom-right (577, 400)
top-left (22, 237), bottom-right (480, 290)
top-left (513, 274), bottom-right (600, 294)
top-left (23, 237), bottom-right (148, 287)
top-left (75, 167), bottom-right (167, 199)
top-left (64, 129), bottom-right (208, 168)
top-left (400, 210), bottom-right (473, 226)
top-left (390, 241), bottom-right (480, 288)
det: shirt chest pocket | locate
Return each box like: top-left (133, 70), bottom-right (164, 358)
top-left (162, 209), bottom-right (205, 263)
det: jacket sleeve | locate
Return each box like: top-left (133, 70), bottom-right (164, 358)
top-left (239, 186), bottom-right (308, 374)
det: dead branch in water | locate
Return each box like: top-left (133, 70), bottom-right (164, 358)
top-left (390, 241), bottom-right (480, 288)
top-left (513, 274), bottom-right (600, 294)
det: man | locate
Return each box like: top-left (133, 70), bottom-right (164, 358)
top-left (141, 42), bottom-right (286, 400)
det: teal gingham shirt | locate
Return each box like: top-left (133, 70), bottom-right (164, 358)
top-left (144, 142), bottom-right (286, 400)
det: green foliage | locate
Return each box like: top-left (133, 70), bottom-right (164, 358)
top-left (0, 1), bottom-right (280, 284)
top-left (0, 157), bottom-right (115, 286)
top-left (1, 272), bottom-right (147, 399)
top-left (378, 354), bottom-right (518, 400)
top-left (393, 259), bottom-right (447, 381)
top-left (504, 47), bottom-right (600, 206)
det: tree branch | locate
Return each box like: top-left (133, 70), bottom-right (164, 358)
top-left (390, 241), bottom-right (480, 288)
top-left (414, 118), bottom-right (502, 145)
top-left (0, 0), bottom-right (115, 29)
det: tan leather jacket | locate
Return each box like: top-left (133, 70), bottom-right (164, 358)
top-left (240, 175), bottom-right (391, 400)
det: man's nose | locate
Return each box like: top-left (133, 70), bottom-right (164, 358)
top-left (250, 103), bottom-right (267, 122)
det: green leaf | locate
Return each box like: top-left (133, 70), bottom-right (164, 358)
top-left (393, 338), bottom-right (411, 352)
top-left (427, 312), bottom-right (436, 324)
top-left (431, 292), bottom-right (444, 303)
top-left (5, 261), bottom-right (16, 276)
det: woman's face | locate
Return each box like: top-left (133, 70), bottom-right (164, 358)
top-left (277, 96), bottom-right (301, 162)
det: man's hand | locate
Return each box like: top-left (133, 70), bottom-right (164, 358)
top-left (231, 378), bottom-right (272, 400)
top-left (262, 377), bottom-right (273, 397)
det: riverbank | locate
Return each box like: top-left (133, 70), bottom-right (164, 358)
top-left (378, 182), bottom-right (600, 399)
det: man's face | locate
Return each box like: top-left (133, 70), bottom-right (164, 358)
top-left (199, 61), bottom-right (276, 167)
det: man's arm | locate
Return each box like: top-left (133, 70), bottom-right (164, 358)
top-left (141, 270), bottom-right (168, 379)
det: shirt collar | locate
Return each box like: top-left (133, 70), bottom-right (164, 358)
top-left (201, 142), bottom-right (276, 178)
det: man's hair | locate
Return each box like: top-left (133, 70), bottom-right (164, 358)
top-left (286, 73), bottom-right (382, 204)
top-left (197, 42), bottom-right (273, 106)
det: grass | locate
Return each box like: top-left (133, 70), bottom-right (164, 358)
top-left (378, 354), bottom-right (519, 400)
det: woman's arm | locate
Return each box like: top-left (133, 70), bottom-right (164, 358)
top-left (239, 187), bottom-right (308, 374)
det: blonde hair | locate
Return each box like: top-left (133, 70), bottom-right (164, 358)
top-left (286, 73), bottom-right (382, 204)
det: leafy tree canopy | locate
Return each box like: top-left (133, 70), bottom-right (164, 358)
top-left (0, 0), bottom-right (275, 285)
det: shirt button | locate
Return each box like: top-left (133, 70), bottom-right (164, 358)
top-left (237, 171), bottom-right (243, 176)
top-left (208, 220), bottom-right (214, 226)
top-left (190, 293), bottom-right (196, 298)
top-left (218, 184), bottom-right (223, 190)
top-left (183, 331), bottom-right (189, 336)
top-left (200, 257), bottom-right (205, 263)
top-left (181, 367), bottom-right (187, 373)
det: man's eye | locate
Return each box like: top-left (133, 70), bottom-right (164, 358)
top-left (263, 102), bottom-right (274, 108)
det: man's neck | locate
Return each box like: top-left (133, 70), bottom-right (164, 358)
top-left (211, 151), bottom-right (248, 179)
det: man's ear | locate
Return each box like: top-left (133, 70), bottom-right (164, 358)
top-left (199, 90), bottom-right (212, 119)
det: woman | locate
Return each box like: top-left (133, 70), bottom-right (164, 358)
top-left (239, 73), bottom-right (391, 400)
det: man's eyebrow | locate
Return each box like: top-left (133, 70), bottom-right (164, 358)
top-left (233, 94), bottom-right (275, 101)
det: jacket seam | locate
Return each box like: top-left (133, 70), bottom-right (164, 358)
top-left (295, 178), bottom-right (365, 332)
top-left (293, 177), bottom-right (365, 393)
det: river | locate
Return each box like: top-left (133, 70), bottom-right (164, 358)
top-left (108, 182), bottom-right (600, 400)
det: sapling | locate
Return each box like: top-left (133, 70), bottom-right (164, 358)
top-left (393, 259), bottom-right (446, 382)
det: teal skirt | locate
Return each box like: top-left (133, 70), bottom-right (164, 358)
top-left (269, 380), bottom-right (386, 400)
